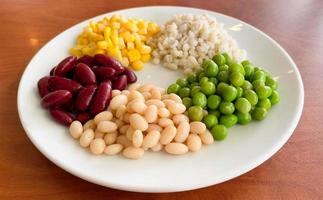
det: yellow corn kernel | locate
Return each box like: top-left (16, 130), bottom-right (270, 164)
top-left (119, 38), bottom-right (125, 49)
top-left (126, 42), bottom-right (134, 50)
top-left (96, 22), bottom-right (105, 33)
top-left (77, 38), bottom-right (88, 45)
top-left (112, 22), bottom-right (120, 30)
top-left (139, 45), bottom-right (151, 54)
top-left (82, 47), bottom-right (94, 55)
top-left (121, 49), bottom-right (128, 56)
top-left (111, 35), bottom-right (119, 46)
top-left (127, 49), bottom-right (141, 62)
top-left (103, 27), bottom-right (111, 39)
top-left (121, 57), bottom-right (129, 66)
top-left (141, 54), bottom-right (151, 63)
top-left (107, 47), bottom-right (121, 59)
top-left (104, 38), bottom-right (113, 48)
top-left (95, 49), bottom-right (105, 55)
top-left (69, 47), bottom-right (82, 57)
top-left (97, 41), bottom-right (108, 49)
top-left (138, 21), bottom-right (148, 35)
top-left (90, 21), bottom-right (98, 33)
top-left (147, 22), bottom-right (159, 35)
top-left (131, 60), bottom-right (144, 71)
top-left (124, 22), bottom-right (138, 32)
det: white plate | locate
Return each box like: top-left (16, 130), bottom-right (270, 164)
top-left (17, 6), bottom-right (304, 192)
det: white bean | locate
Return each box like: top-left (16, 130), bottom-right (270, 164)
top-left (158, 118), bottom-right (174, 127)
top-left (97, 121), bottom-right (118, 133)
top-left (123, 147), bottom-right (145, 159)
top-left (142, 130), bottom-right (161, 148)
top-left (150, 87), bottom-right (161, 99)
top-left (144, 105), bottom-right (158, 123)
top-left (69, 121), bottom-right (83, 139)
top-left (104, 132), bottom-right (118, 145)
top-left (132, 130), bottom-right (144, 148)
top-left (172, 114), bottom-right (189, 125)
top-left (83, 119), bottom-right (96, 130)
top-left (142, 91), bottom-right (151, 100)
top-left (129, 113), bottom-right (148, 131)
top-left (146, 99), bottom-right (165, 108)
top-left (190, 122), bottom-right (206, 134)
top-left (128, 90), bottom-right (145, 102)
top-left (199, 130), bottom-right (214, 145)
top-left (80, 129), bottom-right (94, 147)
top-left (158, 107), bottom-right (170, 118)
top-left (119, 124), bottom-right (130, 135)
top-left (121, 90), bottom-right (130, 96)
top-left (165, 143), bottom-right (188, 155)
top-left (116, 135), bottom-right (132, 147)
top-left (138, 84), bottom-right (154, 93)
top-left (112, 89), bottom-right (121, 97)
top-left (116, 105), bottom-right (126, 119)
top-left (90, 138), bottom-right (105, 154)
top-left (104, 144), bottom-right (124, 155)
top-left (150, 143), bottom-right (163, 152)
top-left (128, 83), bottom-right (141, 91)
top-left (147, 124), bottom-right (163, 132)
top-left (129, 101), bottom-right (147, 114)
top-left (160, 125), bottom-right (177, 145)
top-left (169, 93), bottom-right (182, 103)
top-left (109, 94), bottom-right (128, 110)
top-left (174, 121), bottom-right (190, 142)
top-left (167, 101), bottom-right (186, 115)
top-left (187, 134), bottom-right (202, 152)
top-left (94, 130), bottom-right (105, 138)
top-left (126, 126), bottom-right (135, 140)
top-left (94, 111), bottom-right (113, 124)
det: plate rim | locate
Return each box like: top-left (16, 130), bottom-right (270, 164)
top-left (17, 5), bottom-right (304, 192)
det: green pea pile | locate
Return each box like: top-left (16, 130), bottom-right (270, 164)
top-left (167, 53), bottom-right (280, 141)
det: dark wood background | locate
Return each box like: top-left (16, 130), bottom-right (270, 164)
top-left (1, 0), bottom-right (322, 199)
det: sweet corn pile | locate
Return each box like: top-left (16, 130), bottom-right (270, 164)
top-left (70, 15), bottom-right (160, 70)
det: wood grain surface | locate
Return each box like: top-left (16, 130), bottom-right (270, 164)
top-left (1, 0), bottom-right (322, 199)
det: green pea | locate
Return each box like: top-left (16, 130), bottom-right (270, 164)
top-left (256, 85), bottom-right (272, 100)
top-left (243, 90), bottom-right (258, 106)
top-left (202, 59), bottom-right (212, 69)
top-left (265, 77), bottom-right (278, 90)
top-left (230, 72), bottom-right (245, 87)
top-left (252, 79), bottom-right (265, 90)
top-left (235, 97), bottom-right (251, 113)
top-left (217, 82), bottom-right (229, 95)
top-left (219, 101), bottom-right (235, 114)
top-left (236, 87), bottom-right (243, 98)
top-left (198, 72), bottom-right (206, 80)
top-left (219, 114), bottom-right (238, 128)
top-left (211, 124), bottom-right (228, 141)
top-left (207, 95), bottom-right (221, 109)
top-left (222, 53), bottom-right (233, 66)
top-left (236, 112), bottom-right (252, 125)
top-left (222, 85), bottom-right (238, 102)
top-left (217, 71), bottom-right (229, 82)
top-left (243, 64), bottom-right (254, 80)
top-left (252, 107), bottom-right (268, 121)
top-left (188, 106), bottom-right (204, 121)
top-left (167, 83), bottom-right (180, 94)
top-left (241, 60), bottom-right (252, 66)
top-left (241, 80), bottom-right (253, 91)
top-left (205, 60), bottom-right (219, 77)
top-left (252, 70), bottom-right (266, 82)
top-left (182, 97), bottom-right (192, 109)
top-left (219, 64), bottom-right (229, 71)
top-left (199, 77), bottom-right (209, 85)
top-left (201, 81), bottom-right (216, 95)
top-left (187, 74), bottom-right (197, 84)
top-left (190, 86), bottom-right (201, 97)
top-left (192, 92), bottom-right (207, 108)
top-left (212, 54), bottom-right (226, 66)
top-left (178, 87), bottom-right (190, 98)
top-left (190, 82), bottom-right (199, 87)
top-left (229, 63), bottom-right (245, 76)
top-left (269, 90), bottom-right (280, 105)
top-left (257, 98), bottom-right (271, 110)
top-left (209, 77), bottom-right (218, 85)
top-left (209, 110), bottom-right (221, 118)
top-left (203, 114), bottom-right (218, 129)
top-left (254, 67), bottom-right (261, 72)
top-left (176, 78), bottom-right (188, 88)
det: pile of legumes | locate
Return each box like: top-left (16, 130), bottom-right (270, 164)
top-left (167, 53), bottom-right (280, 140)
top-left (69, 14), bottom-right (160, 71)
top-left (69, 84), bottom-right (214, 159)
top-left (37, 54), bottom-right (137, 126)
top-left (148, 14), bottom-right (246, 74)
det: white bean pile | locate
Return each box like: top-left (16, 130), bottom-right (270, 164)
top-left (148, 14), bottom-right (246, 74)
top-left (69, 83), bottom-right (214, 159)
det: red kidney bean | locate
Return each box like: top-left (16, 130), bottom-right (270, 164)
top-left (50, 67), bottom-right (56, 76)
top-left (77, 112), bottom-right (92, 124)
top-left (94, 54), bottom-right (124, 74)
top-left (124, 68), bottom-right (137, 83)
top-left (48, 76), bottom-right (81, 93)
top-left (37, 76), bottom-right (50, 97)
top-left (112, 75), bottom-right (127, 90)
top-left (75, 63), bottom-right (96, 86)
top-left (78, 55), bottom-right (95, 68)
top-left (41, 90), bottom-right (72, 108)
top-left (54, 56), bottom-right (77, 76)
top-left (93, 66), bottom-right (116, 81)
top-left (50, 108), bottom-right (74, 126)
top-left (75, 85), bottom-right (97, 111)
top-left (90, 81), bottom-right (112, 115)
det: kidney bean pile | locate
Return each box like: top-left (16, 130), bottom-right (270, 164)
top-left (37, 54), bottom-right (137, 126)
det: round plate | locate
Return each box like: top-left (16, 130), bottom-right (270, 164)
top-left (17, 6), bottom-right (304, 192)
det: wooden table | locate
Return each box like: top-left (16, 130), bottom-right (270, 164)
top-left (1, 0), bottom-right (322, 199)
